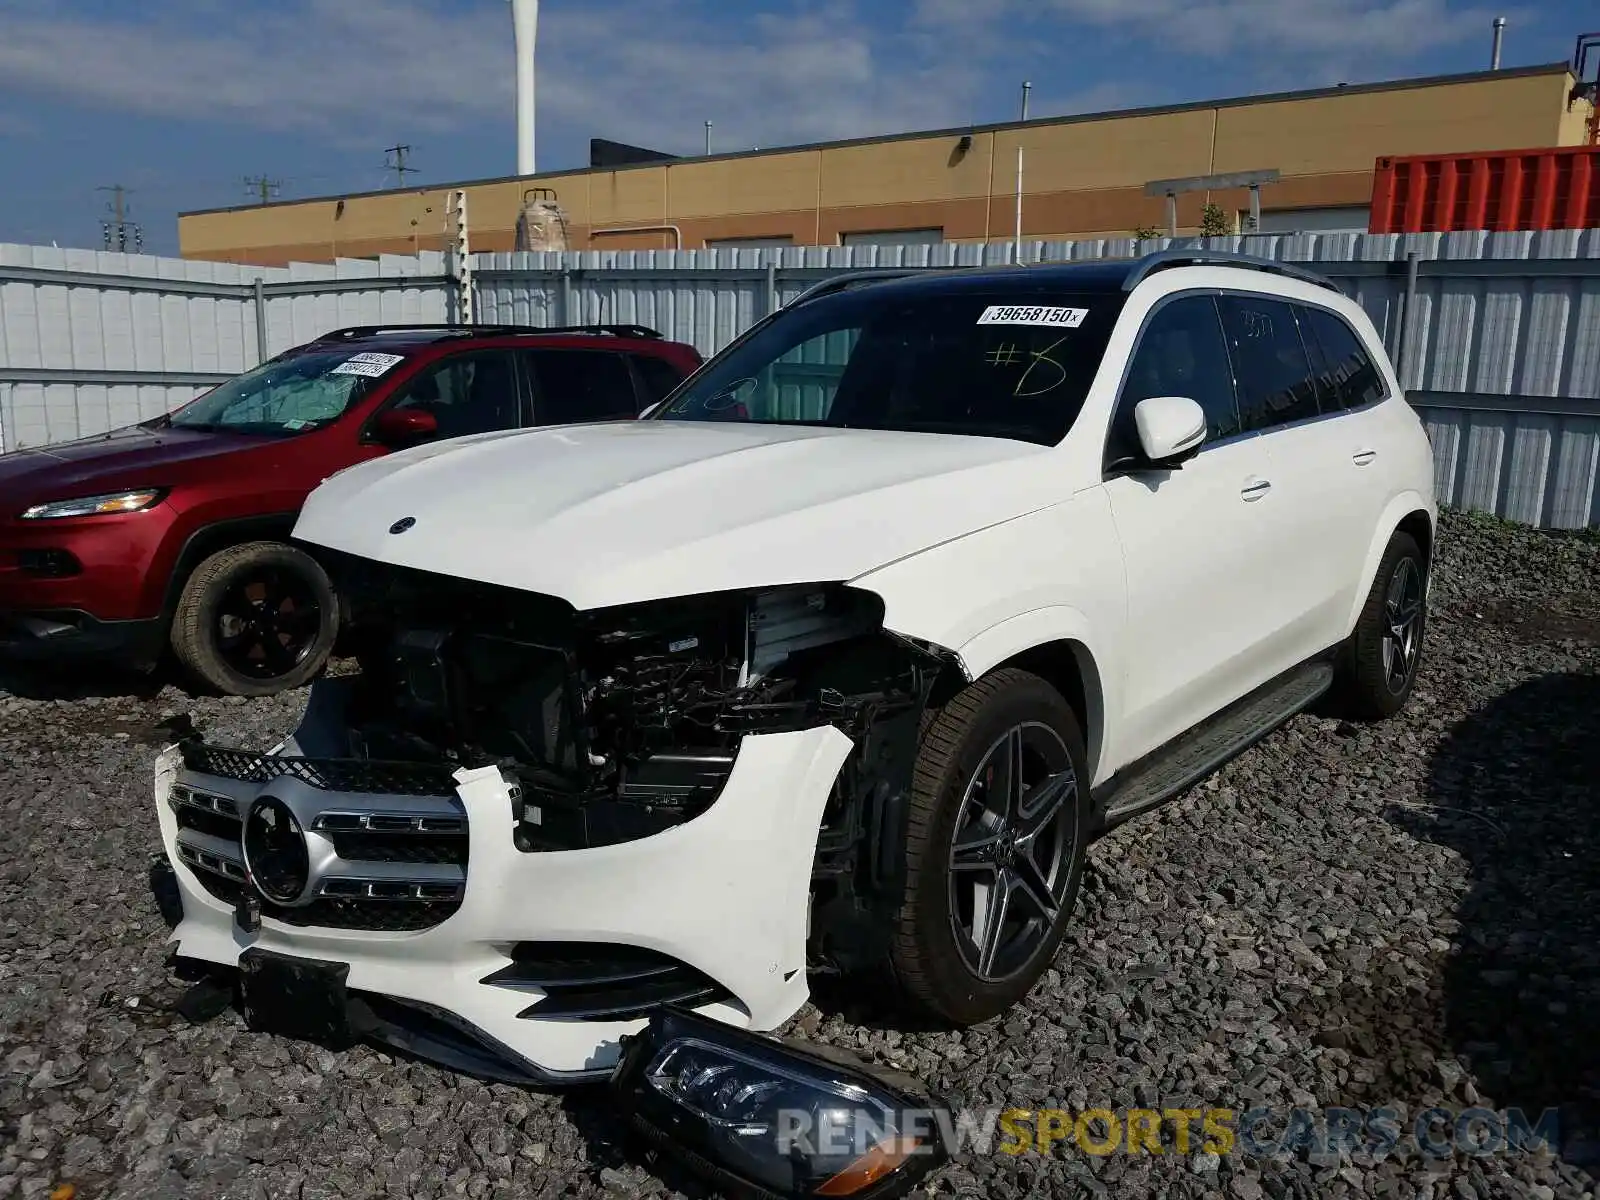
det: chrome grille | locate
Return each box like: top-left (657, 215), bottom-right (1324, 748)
top-left (176, 840), bottom-right (246, 884)
top-left (169, 758), bottom-right (472, 933)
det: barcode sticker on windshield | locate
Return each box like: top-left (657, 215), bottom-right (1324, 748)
top-left (330, 351), bottom-right (406, 378)
top-left (976, 305), bottom-right (1089, 328)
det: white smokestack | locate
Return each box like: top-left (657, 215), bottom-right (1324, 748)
top-left (511, 0), bottom-right (538, 175)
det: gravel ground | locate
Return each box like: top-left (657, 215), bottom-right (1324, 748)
top-left (1, 508), bottom-right (1597, 1200)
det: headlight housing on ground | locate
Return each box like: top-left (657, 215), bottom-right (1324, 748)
top-left (20, 488), bottom-right (166, 519)
top-left (611, 1007), bottom-right (947, 1199)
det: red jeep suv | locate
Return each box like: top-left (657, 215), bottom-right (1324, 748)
top-left (0, 322), bottom-right (701, 695)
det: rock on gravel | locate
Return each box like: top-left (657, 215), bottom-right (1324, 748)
top-left (1, 509), bottom-right (1596, 1199)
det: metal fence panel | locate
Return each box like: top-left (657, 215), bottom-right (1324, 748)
top-left (0, 244), bottom-right (450, 449)
top-left (2, 234), bottom-right (1598, 527)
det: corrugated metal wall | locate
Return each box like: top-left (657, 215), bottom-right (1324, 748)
top-left (3, 232), bottom-right (1598, 527)
top-left (0, 244), bottom-right (451, 451)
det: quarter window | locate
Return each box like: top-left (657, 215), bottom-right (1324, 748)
top-left (1108, 295), bottom-right (1241, 467)
top-left (1216, 295), bottom-right (1322, 432)
top-left (1299, 305), bottom-right (1386, 410)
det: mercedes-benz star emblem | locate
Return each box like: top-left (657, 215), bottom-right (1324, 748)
top-left (242, 795), bottom-right (311, 905)
top-left (389, 516), bottom-right (416, 535)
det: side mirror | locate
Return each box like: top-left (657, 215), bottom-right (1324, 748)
top-left (371, 407), bottom-right (439, 447)
top-left (1133, 395), bottom-right (1207, 468)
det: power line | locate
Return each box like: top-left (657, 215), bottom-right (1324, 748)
top-left (96, 183), bottom-right (143, 253)
top-left (243, 175), bottom-right (283, 205)
top-left (383, 144), bottom-right (416, 187)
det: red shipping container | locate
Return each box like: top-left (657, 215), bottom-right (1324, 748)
top-left (1369, 144), bottom-right (1600, 234)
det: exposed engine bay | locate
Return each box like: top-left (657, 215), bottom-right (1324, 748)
top-left (323, 554), bottom-right (961, 972)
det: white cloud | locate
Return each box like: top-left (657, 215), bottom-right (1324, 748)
top-left (1059, 0), bottom-right (1504, 63)
top-left (0, 0), bottom-right (990, 155)
top-left (918, 0), bottom-right (1508, 76)
top-left (0, 0), bottom-right (1517, 174)
top-left (0, 0), bottom-right (509, 139)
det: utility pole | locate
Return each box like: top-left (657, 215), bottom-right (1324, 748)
top-left (384, 144), bottom-right (416, 187)
top-left (97, 184), bottom-right (143, 253)
top-left (243, 175), bottom-right (282, 205)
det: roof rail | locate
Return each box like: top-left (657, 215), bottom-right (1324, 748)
top-left (312, 322), bottom-right (665, 342)
top-left (1122, 249), bottom-right (1340, 293)
top-left (783, 269), bottom-right (926, 310)
top-left (783, 265), bottom-right (990, 310)
top-left (531, 323), bottom-right (664, 340)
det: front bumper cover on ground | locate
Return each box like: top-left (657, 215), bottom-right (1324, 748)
top-left (154, 698), bottom-right (854, 1083)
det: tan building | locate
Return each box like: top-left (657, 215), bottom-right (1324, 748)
top-left (179, 62), bottom-right (1596, 266)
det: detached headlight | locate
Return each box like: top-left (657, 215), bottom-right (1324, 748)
top-left (611, 1007), bottom-right (948, 1199)
top-left (20, 488), bottom-right (166, 520)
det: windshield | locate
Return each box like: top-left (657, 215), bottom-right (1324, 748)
top-left (651, 286), bottom-right (1125, 445)
top-left (167, 348), bottom-right (409, 435)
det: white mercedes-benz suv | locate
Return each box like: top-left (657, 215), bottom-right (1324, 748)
top-left (153, 251), bottom-right (1437, 1086)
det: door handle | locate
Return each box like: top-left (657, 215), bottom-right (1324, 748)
top-left (1240, 478), bottom-right (1272, 501)
top-left (1352, 449), bottom-right (1377, 466)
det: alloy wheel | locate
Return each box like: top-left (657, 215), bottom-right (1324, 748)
top-left (215, 567), bottom-right (323, 680)
top-left (1382, 556), bottom-right (1424, 694)
top-left (946, 721), bottom-right (1079, 983)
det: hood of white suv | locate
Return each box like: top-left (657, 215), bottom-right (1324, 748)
top-left (293, 420), bottom-right (1061, 609)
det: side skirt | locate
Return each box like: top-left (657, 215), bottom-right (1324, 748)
top-left (1089, 655), bottom-right (1337, 836)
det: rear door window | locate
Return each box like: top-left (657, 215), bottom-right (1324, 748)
top-left (1299, 305), bottom-right (1387, 410)
top-left (526, 349), bottom-right (640, 423)
top-left (1216, 295), bottom-right (1323, 432)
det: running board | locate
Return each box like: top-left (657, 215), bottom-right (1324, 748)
top-left (1094, 662), bottom-right (1335, 832)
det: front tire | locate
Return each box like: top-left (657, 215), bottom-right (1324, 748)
top-left (170, 541), bottom-right (339, 697)
top-left (1334, 529), bottom-right (1427, 720)
top-left (887, 668), bottom-right (1090, 1025)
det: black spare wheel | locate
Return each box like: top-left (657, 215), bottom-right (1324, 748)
top-left (171, 540), bottom-right (340, 697)
top-left (886, 667), bottom-right (1091, 1025)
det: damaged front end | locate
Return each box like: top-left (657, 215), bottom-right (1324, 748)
top-left (326, 557), bottom-right (958, 971)
top-left (156, 554), bottom-right (960, 1081)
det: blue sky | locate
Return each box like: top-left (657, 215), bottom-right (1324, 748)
top-left (0, 0), bottom-right (1588, 256)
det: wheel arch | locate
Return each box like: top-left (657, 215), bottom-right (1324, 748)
top-left (157, 512), bottom-right (304, 625)
top-left (1345, 495), bottom-right (1435, 635)
top-left (947, 608), bottom-right (1110, 786)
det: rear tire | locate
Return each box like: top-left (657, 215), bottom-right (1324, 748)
top-left (886, 668), bottom-right (1090, 1025)
top-left (170, 541), bottom-right (339, 697)
top-left (1333, 529), bottom-right (1427, 720)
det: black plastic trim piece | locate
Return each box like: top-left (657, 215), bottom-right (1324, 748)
top-left (482, 941), bottom-right (734, 1022)
top-left (179, 743), bottom-right (462, 796)
top-left (0, 609), bottom-right (166, 668)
